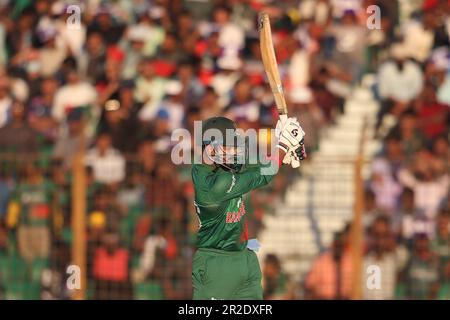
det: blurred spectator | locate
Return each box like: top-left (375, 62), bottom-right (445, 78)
top-left (53, 109), bottom-right (87, 170)
top-left (97, 84), bottom-right (142, 154)
top-left (0, 75), bottom-right (12, 128)
top-left (310, 69), bottom-right (344, 122)
top-left (136, 218), bottom-right (178, 282)
top-left (146, 156), bottom-right (183, 219)
top-left (328, 10), bottom-right (366, 82)
top-left (390, 111), bottom-right (426, 161)
top-left (437, 70), bottom-right (450, 105)
top-left (393, 188), bottom-right (434, 247)
top-left (370, 135), bottom-right (404, 213)
top-left (85, 133), bottom-right (126, 185)
top-left (376, 44), bottom-right (424, 127)
top-left (432, 136), bottom-right (449, 167)
top-left (154, 32), bottom-right (185, 75)
top-left (198, 86), bottom-right (221, 120)
top-left (87, 6), bottom-right (125, 46)
top-left (263, 253), bottom-right (293, 300)
top-left (213, 5), bottom-right (245, 55)
top-left (120, 25), bottom-right (149, 80)
top-left (78, 31), bottom-right (107, 83)
top-left (298, 0), bottom-right (332, 27)
top-left (211, 53), bottom-right (242, 108)
top-left (27, 77), bottom-right (59, 142)
top-left (35, 25), bottom-right (66, 77)
top-left (402, 234), bottom-right (439, 299)
top-left (431, 210), bottom-right (450, 280)
top-left (7, 163), bottom-right (52, 263)
top-left (401, 5), bottom-right (436, 63)
top-left (176, 10), bottom-right (199, 56)
top-left (413, 82), bottom-right (449, 140)
top-left (117, 168), bottom-right (145, 213)
top-left (92, 231), bottom-right (132, 299)
top-left (0, 100), bottom-right (39, 153)
top-left (176, 60), bottom-right (204, 108)
top-left (305, 225), bottom-right (353, 299)
top-left (330, 0), bottom-right (363, 19)
top-left (225, 76), bottom-right (259, 123)
top-left (50, 162), bottom-right (70, 240)
top-left (53, 3), bottom-right (86, 57)
top-left (52, 68), bottom-right (98, 124)
top-left (136, 138), bottom-right (157, 176)
top-left (398, 150), bottom-right (449, 219)
top-left (157, 79), bottom-right (186, 132)
top-left (5, 8), bottom-right (34, 58)
top-left (362, 216), bottom-right (408, 300)
top-left (135, 58), bottom-right (168, 121)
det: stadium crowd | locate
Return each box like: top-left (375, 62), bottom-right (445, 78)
top-left (0, 0), bottom-right (448, 300)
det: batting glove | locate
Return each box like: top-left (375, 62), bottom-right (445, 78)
top-left (276, 117), bottom-right (305, 151)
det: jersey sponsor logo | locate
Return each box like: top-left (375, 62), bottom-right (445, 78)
top-left (226, 201), bottom-right (246, 223)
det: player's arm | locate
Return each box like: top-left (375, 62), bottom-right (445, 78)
top-left (206, 162), bottom-right (278, 203)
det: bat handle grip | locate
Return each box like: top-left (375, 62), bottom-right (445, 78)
top-left (279, 114), bottom-right (288, 125)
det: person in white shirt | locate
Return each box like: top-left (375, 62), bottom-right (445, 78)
top-left (211, 53), bottom-right (242, 108)
top-left (401, 10), bottom-right (435, 63)
top-left (299, 0), bottom-right (332, 27)
top-left (370, 136), bottom-right (404, 213)
top-left (393, 188), bottom-right (435, 244)
top-left (52, 69), bottom-right (98, 122)
top-left (135, 58), bottom-right (167, 121)
top-left (0, 76), bottom-right (12, 128)
top-left (398, 155), bottom-right (450, 219)
top-left (330, 0), bottom-right (363, 19)
top-left (36, 27), bottom-right (67, 77)
top-left (213, 5), bottom-right (245, 54)
top-left (85, 133), bottom-right (126, 185)
top-left (156, 80), bottom-right (186, 132)
top-left (377, 44), bottom-right (424, 104)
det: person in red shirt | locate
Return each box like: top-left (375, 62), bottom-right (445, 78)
top-left (414, 82), bottom-right (449, 139)
top-left (92, 231), bottom-right (132, 299)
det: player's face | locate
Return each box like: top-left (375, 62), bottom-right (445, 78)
top-left (209, 143), bottom-right (245, 172)
top-left (222, 146), bottom-right (238, 161)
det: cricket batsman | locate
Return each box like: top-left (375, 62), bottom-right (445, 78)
top-left (191, 116), bottom-right (306, 300)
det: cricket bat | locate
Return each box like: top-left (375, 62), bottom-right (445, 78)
top-left (259, 12), bottom-right (300, 168)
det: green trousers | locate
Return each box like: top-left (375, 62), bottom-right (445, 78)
top-left (192, 248), bottom-right (263, 300)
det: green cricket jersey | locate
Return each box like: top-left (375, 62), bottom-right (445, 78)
top-left (191, 163), bottom-right (276, 252)
top-left (12, 180), bottom-right (55, 227)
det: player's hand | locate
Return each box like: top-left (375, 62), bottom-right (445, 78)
top-left (282, 139), bottom-right (307, 167)
top-left (275, 117), bottom-right (305, 154)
